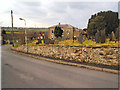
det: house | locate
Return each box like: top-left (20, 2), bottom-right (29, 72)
top-left (48, 23), bottom-right (81, 40)
top-left (82, 28), bottom-right (87, 40)
top-left (82, 28), bottom-right (87, 37)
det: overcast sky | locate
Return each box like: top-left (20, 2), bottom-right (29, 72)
top-left (0, 0), bottom-right (119, 29)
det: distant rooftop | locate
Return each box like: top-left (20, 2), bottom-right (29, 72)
top-left (49, 23), bottom-right (81, 31)
top-left (49, 24), bottom-right (75, 28)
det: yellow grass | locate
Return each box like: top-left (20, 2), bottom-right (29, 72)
top-left (27, 40), bottom-right (38, 45)
top-left (58, 38), bottom-right (118, 46)
top-left (27, 40), bottom-right (44, 45)
top-left (18, 38), bottom-right (119, 46)
top-left (6, 32), bottom-right (24, 34)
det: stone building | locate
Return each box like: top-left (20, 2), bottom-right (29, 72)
top-left (48, 23), bottom-right (81, 40)
top-left (82, 28), bottom-right (87, 40)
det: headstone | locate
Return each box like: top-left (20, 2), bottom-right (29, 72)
top-left (111, 31), bottom-right (115, 41)
top-left (100, 29), bottom-right (106, 43)
top-left (95, 30), bottom-right (100, 43)
top-left (78, 32), bottom-right (83, 44)
top-left (115, 28), bottom-right (119, 41)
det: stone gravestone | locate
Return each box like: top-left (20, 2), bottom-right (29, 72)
top-left (100, 29), bottom-right (106, 43)
top-left (78, 32), bottom-right (83, 44)
top-left (95, 30), bottom-right (100, 43)
top-left (111, 31), bottom-right (116, 41)
top-left (115, 28), bottom-right (119, 41)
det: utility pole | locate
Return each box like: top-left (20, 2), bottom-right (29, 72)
top-left (73, 27), bottom-right (75, 43)
top-left (11, 10), bottom-right (14, 46)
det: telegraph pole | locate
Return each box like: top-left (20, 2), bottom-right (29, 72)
top-left (11, 10), bottom-right (14, 46)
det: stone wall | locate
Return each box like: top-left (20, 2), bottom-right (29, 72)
top-left (13, 45), bottom-right (119, 66)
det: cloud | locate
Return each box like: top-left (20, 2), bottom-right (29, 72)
top-left (118, 1), bottom-right (120, 19)
top-left (0, 0), bottom-right (118, 28)
top-left (21, 1), bottom-right (41, 6)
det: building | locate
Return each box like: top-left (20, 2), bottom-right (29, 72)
top-left (48, 23), bottom-right (81, 40)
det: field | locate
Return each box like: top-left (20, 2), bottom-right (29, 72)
top-left (6, 32), bottom-right (24, 34)
top-left (27, 28), bottom-right (48, 32)
top-left (6, 28), bottom-right (48, 32)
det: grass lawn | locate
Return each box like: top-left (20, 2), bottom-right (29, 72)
top-left (13, 42), bottom-right (20, 48)
top-left (27, 40), bottom-right (44, 45)
top-left (58, 38), bottom-right (118, 46)
top-left (13, 38), bottom-right (118, 48)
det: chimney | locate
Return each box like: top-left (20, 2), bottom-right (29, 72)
top-left (58, 22), bottom-right (60, 27)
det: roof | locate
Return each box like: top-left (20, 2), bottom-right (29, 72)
top-left (49, 24), bottom-right (75, 28)
top-left (49, 24), bottom-right (82, 31)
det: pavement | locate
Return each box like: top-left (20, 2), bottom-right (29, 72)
top-left (1, 45), bottom-right (119, 88)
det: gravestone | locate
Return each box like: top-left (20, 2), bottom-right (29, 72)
top-left (100, 29), bottom-right (106, 43)
top-left (115, 28), bottom-right (119, 41)
top-left (78, 32), bottom-right (83, 44)
top-left (111, 31), bottom-right (116, 41)
top-left (95, 30), bottom-right (100, 43)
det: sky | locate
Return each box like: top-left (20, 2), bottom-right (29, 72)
top-left (0, 0), bottom-right (119, 29)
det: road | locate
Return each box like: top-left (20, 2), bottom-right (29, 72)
top-left (1, 45), bottom-right (118, 88)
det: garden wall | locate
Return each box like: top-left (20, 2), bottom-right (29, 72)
top-left (13, 45), bottom-right (119, 66)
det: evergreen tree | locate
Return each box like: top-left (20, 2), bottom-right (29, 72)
top-left (54, 26), bottom-right (63, 38)
top-left (87, 11), bottom-right (119, 36)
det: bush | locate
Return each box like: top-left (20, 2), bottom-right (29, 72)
top-left (13, 44), bottom-right (19, 48)
top-left (43, 37), bottom-right (54, 44)
top-left (54, 37), bottom-right (62, 44)
top-left (10, 42), bottom-right (13, 44)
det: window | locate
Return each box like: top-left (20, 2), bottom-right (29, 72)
top-left (51, 30), bottom-right (53, 33)
top-left (66, 30), bottom-right (70, 34)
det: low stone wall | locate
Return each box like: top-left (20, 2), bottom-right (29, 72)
top-left (12, 45), bottom-right (119, 66)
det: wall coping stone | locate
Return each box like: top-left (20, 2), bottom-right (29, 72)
top-left (26, 44), bottom-right (119, 48)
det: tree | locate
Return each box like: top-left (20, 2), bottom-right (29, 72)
top-left (54, 26), bottom-right (63, 38)
top-left (2, 30), bottom-right (6, 35)
top-left (87, 11), bottom-right (119, 36)
top-left (87, 16), bottom-right (106, 36)
top-left (1, 30), bottom-right (6, 44)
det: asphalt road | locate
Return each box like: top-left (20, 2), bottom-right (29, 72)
top-left (1, 45), bottom-right (119, 88)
